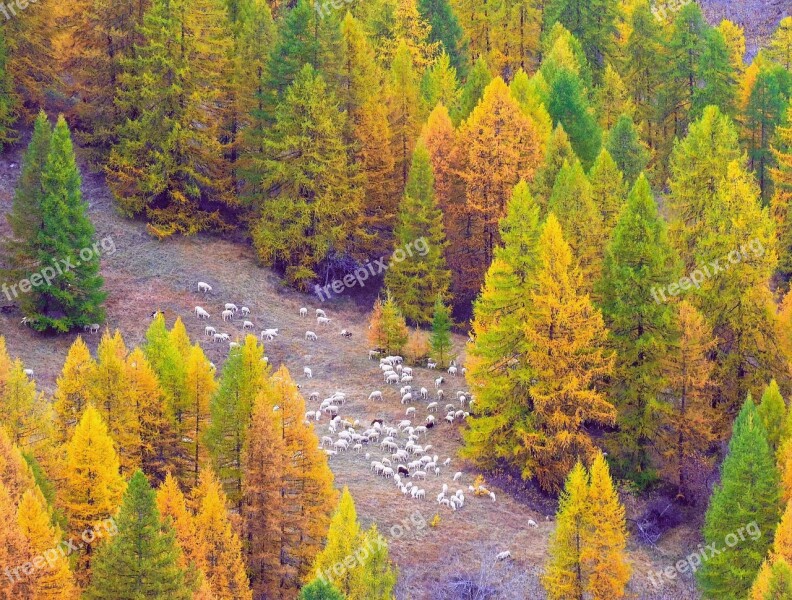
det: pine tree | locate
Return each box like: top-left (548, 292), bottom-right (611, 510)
top-left (17, 488), bottom-right (77, 599)
top-left (532, 123), bottom-right (577, 209)
top-left (0, 30), bottom-right (16, 150)
top-left (193, 468), bottom-right (252, 600)
top-left (588, 148), bottom-right (626, 233)
top-left (347, 524), bottom-right (397, 600)
top-left (52, 337), bottom-right (95, 446)
top-left (693, 27), bottom-right (738, 119)
top-left (542, 462), bottom-right (589, 599)
top-left (605, 115), bottom-right (650, 187)
top-left (385, 142), bottom-right (451, 323)
top-left (521, 214), bottom-right (615, 492)
top-left (252, 64), bottom-right (361, 289)
top-left (509, 70), bottom-right (553, 147)
top-left (205, 335), bottom-right (266, 508)
top-left (417, 0), bottom-right (468, 77)
top-left (429, 297), bottom-right (453, 368)
top-left (242, 389), bottom-right (286, 599)
top-left (547, 69), bottom-right (602, 169)
top-left (461, 181), bottom-right (542, 468)
top-left (31, 116), bottom-right (105, 332)
top-left (2, 112), bottom-right (50, 313)
top-left (697, 398), bottom-right (781, 599)
top-left (657, 301), bottom-right (717, 499)
top-left (597, 175), bottom-right (681, 480)
top-left (547, 159), bottom-right (605, 287)
top-left (311, 487), bottom-right (361, 595)
top-left (452, 76), bottom-right (542, 303)
top-left (388, 40), bottom-right (423, 192)
top-left (454, 56), bottom-right (492, 123)
top-left (90, 330), bottom-right (139, 474)
top-left (60, 406), bottom-right (126, 582)
top-left (85, 471), bottom-right (192, 600)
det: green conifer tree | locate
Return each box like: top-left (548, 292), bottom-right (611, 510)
top-left (605, 115), bottom-right (650, 187)
top-left (429, 297), bottom-right (453, 368)
top-left (547, 69), bottom-right (602, 168)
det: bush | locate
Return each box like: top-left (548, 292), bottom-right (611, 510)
top-left (405, 329), bottom-right (430, 365)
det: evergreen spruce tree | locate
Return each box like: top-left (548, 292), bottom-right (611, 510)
top-left (3, 112), bottom-right (50, 318)
top-left (543, 0), bottom-right (619, 72)
top-left (85, 471), bottom-right (192, 600)
top-left (32, 116), bottom-right (105, 332)
top-left (417, 0), bottom-right (468, 78)
top-left (697, 398), bottom-right (781, 599)
top-left (597, 175), bottom-right (681, 481)
top-left (384, 142), bottom-right (451, 324)
top-left (693, 27), bottom-right (738, 119)
top-left (299, 579), bottom-right (344, 600)
top-left (454, 56), bottom-right (492, 123)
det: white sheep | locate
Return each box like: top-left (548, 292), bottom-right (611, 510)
top-left (420, 387), bottom-right (428, 399)
top-left (528, 519), bottom-right (538, 528)
top-left (443, 457), bottom-right (451, 466)
top-left (448, 365), bottom-right (458, 376)
top-left (222, 309), bottom-right (234, 321)
top-left (204, 326), bottom-right (216, 337)
top-left (489, 491), bottom-right (496, 502)
top-left (224, 303), bottom-right (238, 313)
top-left (229, 341), bottom-right (240, 350)
top-left (304, 367), bottom-right (313, 379)
top-left (316, 308), bottom-right (327, 318)
top-left (401, 392), bottom-right (412, 404)
top-left (321, 436), bottom-right (333, 447)
top-left (495, 551), bottom-right (512, 561)
top-left (194, 306), bottom-right (210, 319)
top-left (435, 377), bottom-right (444, 388)
top-left (198, 281), bottom-right (212, 292)
top-left (427, 402), bottom-right (438, 412)
top-left (240, 307), bottom-right (250, 317)
top-left (386, 373), bottom-right (399, 384)
top-left (415, 489), bottom-right (425, 500)
top-left (427, 360), bottom-right (437, 369)
top-left (406, 407), bottom-right (416, 417)
top-left (305, 331), bottom-right (318, 341)
top-left (368, 391), bottom-right (383, 401)
top-left (453, 471), bottom-right (462, 481)
top-left (242, 320), bottom-right (255, 330)
top-left (23, 369), bottom-right (34, 378)
top-left (300, 307), bottom-right (308, 317)
top-left (333, 439), bottom-right (349, 451)
top-left (317, 316), bottom-right (331, 326)
top-left (261, 328), bottom-right (279, 341)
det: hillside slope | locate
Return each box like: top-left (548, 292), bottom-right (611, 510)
top-left (700, 0), bottom-right (787, 57)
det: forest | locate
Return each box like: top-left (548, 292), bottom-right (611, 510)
top-left (1, 0), bottom-right (792, 597)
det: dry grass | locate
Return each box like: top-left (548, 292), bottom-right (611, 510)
top-left (0, 137), bottom-right (711, 598)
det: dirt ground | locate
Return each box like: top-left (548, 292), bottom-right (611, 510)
top-left (0, 136), bottom-right (708, 599)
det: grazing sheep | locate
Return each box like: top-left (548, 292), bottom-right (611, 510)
top-left (229, 341), bottom-right (240, 349)
top-left (415, 489), bottom-right (425, 500)
top-left (426, 402), bottom-right (438, 412)
top-left (435, 377), bottom-right (444, 388)
top-left (413, 471), bottom-right (426, 480)
top-left (304, 367), bottom-right (313, 379)
top-left (333, 439), bottom-right (349, 451)
top-left (368, 349), bottom-right (381, 360)
top-left (420, 387), bottom-right (428, 400)
top-left (261, 328), bottom-right (279, 341)
top-left (437, 389), bottom-right (445, 401)
top-left (368, 391), bottom-right (383, 401)
top-left (443, 457), bottom-right (451, 466)
top-left (496, 551), bottom-right (512, 561)
top-left (224, 303), bottom-right (238, 313)
top-left (386, 373), bottom-right (399, 384)
top-left (198, 281), bottom-right (212, 292)
top-left (316, 308), bottom-right (327, 318)
top-left (321, 436), bottom-right (333, 447)
top-left (309, 392), bottom-right (320, 402)
top-left (300, 307), bottom-right (308, 317)
top-left (453, 471), bottom-right (462, 481)
top-left (242, 320), bottom-right (255, 330)
top-left (401, 374), bottom-right (413, 383)
top-left (317, 316), bottom-right (331, 326)
top-left (402, 367), bottom-right (413, 376)
top-left (425, 415), bottom-right (436, 426)
top-left (489, 491), bottom-right (496, 502)
top-left (527, 519), bottom-right (538, 528)
top-left (427, 360), bottom-right (437, 369)
top-left (397, 465), bottom-right (409, 477)
top-left (406, 407), bottom-right (416, 417)
top-left (353, 443), bottom-right (363, 453)
top-left (240, 307), bottom-right (250, 317)
top-left (23, 369), bottom-right (34, 377)
top-left (401, 392), bottom-right (412, 404)
top-left (305, 331), bottom-right (318, 341)
top-left (222, 309), bottom-right (234, 321)
top-left (340, 329), bottom-right (353, 338)
top-left (204, 326), bottom-right (216, 337)
top-left (448, 365), bottom-right (458, 376)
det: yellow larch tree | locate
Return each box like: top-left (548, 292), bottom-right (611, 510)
top-left (1, 358), bottom-right (47, 451)
top-left (452, 76), bottom-right (542, 302)
top-left (17, 489), bottom-right (77, 598)
top-left (521, 214), bottom-right (615, 492)
top-left (311, 487), bottom-right (361, 595)
top-left (0, 481), bottom-right (34, 599)
top-left (52, 337), bottom-right (96, 446)
top-left (192, 468), bottom-right (252, 600)
top-left (59, 405), bottom-right (126, 583)
top-left (184, 344), bottom-right (217, 488)
top-left (0, 428), bottom-right (37, 505)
